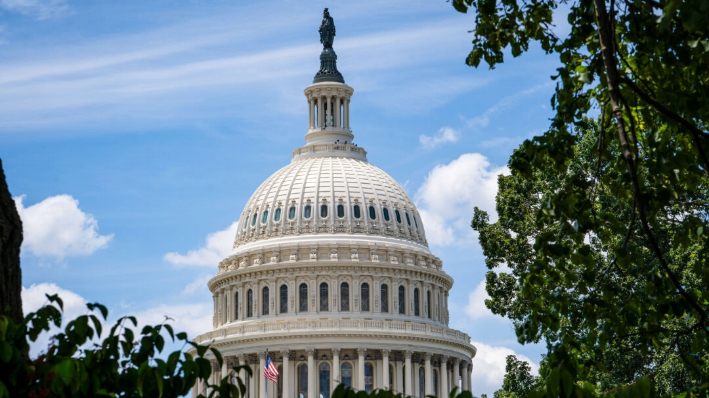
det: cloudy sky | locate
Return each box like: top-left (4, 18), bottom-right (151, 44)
top-left (1, 0), bottom-right (563, 395)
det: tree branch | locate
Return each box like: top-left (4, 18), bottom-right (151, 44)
top-left (593, 0), bottom-right (709, 323)
top-left (620, 76), bottom-right (709, 174)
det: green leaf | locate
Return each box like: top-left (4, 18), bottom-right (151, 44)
top-left (54, 358), bottom-right (76, 385)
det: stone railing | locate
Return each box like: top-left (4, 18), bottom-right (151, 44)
top-left (196, 319), bottom-right (471, 346)
top-left (291, 143), bottom-right (368, 161)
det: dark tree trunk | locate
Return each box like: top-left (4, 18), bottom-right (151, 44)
top-left (0, 158), bottom-right (23, 324)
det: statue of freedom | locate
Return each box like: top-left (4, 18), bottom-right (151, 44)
top-left (318, 8), bottom-right (336, 48)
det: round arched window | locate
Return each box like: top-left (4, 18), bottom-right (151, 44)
top-left (382, 207), bottom-right (390, 222)
top-left (368, 206), bottom-right (376, 220)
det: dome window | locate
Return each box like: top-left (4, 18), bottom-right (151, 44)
top-left (304, 205), bottom-right (312, 219)
top-left (261, 210), bottom-right (269, 224)
top-left (353, 205), bottom-right (361, 219)
top-left (413, 214), bottom-right (419, 229)
top-left (405, 212), bottom-right (411, 226)
top-left (274, 208), bottom-right (282, 222)
top-left (251, 213), bottom-right (258, 227)
top-left (320, 204), bottom-right (328, 218)
top-left (395, 209), bottom-right (402, 224)
top-left (288, 206), bottom-right (296, 220)
top-left (337, 204), bottom-right (345, 218)
top-left (382, 207), bottom-right (390, 222)
top-left (243, 216), bottom-right (249, 230)
top-left (368, 206), bottom-right (376, 220)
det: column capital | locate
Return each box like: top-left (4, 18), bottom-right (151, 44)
top-left (306, 348), bottom-right (316, 357)
top-left (356, 348), bottom-right (367, 357)
top-left (381, 349), bottom-right (391, 357)
top-left (451, 357), bottom-right (460, 365)
top-left (331, 347), bottom-right (341, 356)
top-left (257, 351), bottom-right (267, 360)
top-left (440, 355), bottom-right (449, 363)
top-left (423, 352), bottom-right (432, 361)
top-left (238, 353), bottom-right (246, 363)
top-left (280, 349), bottom-right (291, 357)
top-left (212, 360), bottom-right (221, 372)
top-left (404, 350), bottom-right (414, 359)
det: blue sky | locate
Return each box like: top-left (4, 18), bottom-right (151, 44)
top-left (1, 0), bottom-right (564, 395)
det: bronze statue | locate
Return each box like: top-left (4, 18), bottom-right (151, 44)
top-left (319, 8), bottom-right (336, 49)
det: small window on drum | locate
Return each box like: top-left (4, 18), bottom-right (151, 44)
top-left (337, 204), bottom-right (345, 218)
top-left (274, 208), bottom-right (282, 222)
top-left (261, 210), bottom-right (269, 224)
top-left (288, 206), bottom-right (296, 220)
top-left (413, 214), bottom-right (419, 229)
top-left (395, 209), bottom-right (402, 224)
top-left (304, 205), bottom-right (312, 219)
top-left (251, 213), bottom-right (258, 227)
top-left (320, 204), bottom-right (328, 218)
top-left (243, 216), bottom-right (249, 230)
top-left (368, 206), bottom-right (376, 220)
top-left (353, 205), bottom-right (361, 219)
top-left (382, 207), bottom-right (390, 222)
top-left (405, 212), bottom-right (411, 226)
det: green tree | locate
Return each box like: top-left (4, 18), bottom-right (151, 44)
top-left (493, 355), bottom-right (540, 398)
top-left (450, 0), bottom-right (709, 395)
top-left (471, 118), bottom-right (708, 397)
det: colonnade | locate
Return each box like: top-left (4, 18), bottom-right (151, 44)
top-left (308, 93), bottom-right (350, 130)
top-left (193, 348), bottom-right (473, 398)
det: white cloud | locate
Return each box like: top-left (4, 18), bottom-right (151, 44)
top-left (14, 194), bottom-right (113, 259)
top-left (0, 0), bottom-right (68, 20)
top-left (419, 127), bottom-right (461, 149)
top-left (416, 153), bottom-right (509, 246)
top-left (164, 221), bottom-right (238, 267)
top-left (132, 302), bottom-right (213, 341)
top-left (470, 341), bottom-right (539, 397)
top-left (465, 280), bottom-right (495, 320)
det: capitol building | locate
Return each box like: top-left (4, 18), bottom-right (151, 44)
top-left (193, 10), bottom-right (477, 398)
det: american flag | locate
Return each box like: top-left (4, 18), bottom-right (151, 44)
top-left (264, 353), bottom-right (279, 383)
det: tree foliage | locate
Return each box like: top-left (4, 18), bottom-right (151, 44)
top-left (0, 294), bottom-right (249, 398)
top-left (493, 355), bottom-right (541, 398)
top-left (451, 0), bottom-right (709, 394)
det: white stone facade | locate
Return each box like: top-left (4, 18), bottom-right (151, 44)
top-left (193, 62), bottom-right (476, 398)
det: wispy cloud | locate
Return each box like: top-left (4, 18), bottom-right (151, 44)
top-left (465, 83), bottom-right (553, 129)
top-left (164, 221), bottom-right (238, 267)
top-left (0, 0), bottom-right (68, 20)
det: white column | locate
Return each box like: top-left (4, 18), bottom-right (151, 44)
top-left (424, 353), bottom-right (432, 396)
top-left (279, 350), bottom-right (290, 398)
top-left (307, 348), bottom-right (316, 398)
top-left (382, 349), bottom-right (390, 390)
top-left (222, 357), bottom-right (229, 385)
top-left (318, 98), bottom-right (324, 129)
top-left (440, 356), bottom-right (448, 397)
top-left (404, 351), bottom-right (412, 397)
top-left (258, 352), bottom-right (267, 398)
top-left (332, 348), bottom-right (341, 386)
top-left (461, 362), bottom-right (468, 392)
top-left (466, 363), bottom-right (473, 393)
top-left (223, 289), bottom-right (228, 324)
top-left (334, 96), bottom-right (341, 128)
top-left (451, 358), bottom-right (460, 393)
top-left (308, 98), bottom-right (314, 129)
top-left (357, 348), bottom-right (366, 391)
top-left (216, 291), bottom-right (222, 327)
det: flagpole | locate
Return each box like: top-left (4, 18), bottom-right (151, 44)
top-left (266, 349), bottom-right (269, 398)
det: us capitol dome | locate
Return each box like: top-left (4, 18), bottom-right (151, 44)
top-left (193, 9), bottom-right (477, 398)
